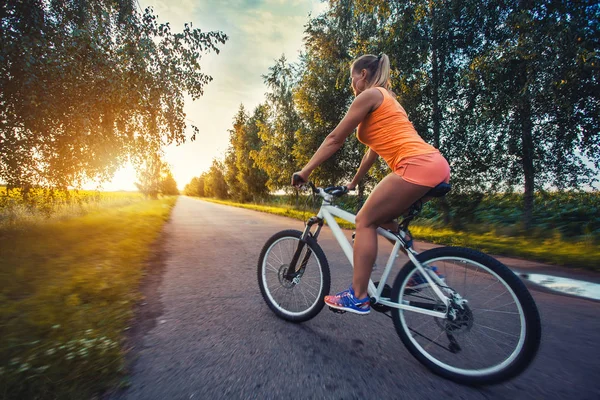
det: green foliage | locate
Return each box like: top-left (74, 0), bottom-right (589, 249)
top-left (200, 196), bottom-right (599, 270)
top-left (189, 0), bottom-right (598, 233)
top-left (293, 7), bottom-right (361, 187)
top-left (183, 175), bottom-right (206, 197)
top-left (0, 0), bottom-right (227, 189)
top-left (463, 0), bottom-right (600, 227)
top-left (135, 155), bottom-right (179, 198)
top-left (224, 105), bottom-right (269, 202)
top-left (203, 159), bottom-right (228, 199)
top-left (262, 0), bottom-right (599, 226)
top-left (253, 56), bottom-right (304, 192)
top-left (0, 195), bottom-right (176, 399)
top-left (421, 190), bottom-right (600, 239)
top-left (160, 170), bottom-right (180, 196)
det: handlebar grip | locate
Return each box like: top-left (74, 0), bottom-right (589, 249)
top-left (292, 173), bottom-right (306, 186)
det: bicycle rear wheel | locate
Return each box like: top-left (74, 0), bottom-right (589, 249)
top-left (257, 230), bottom-right (330, 322)
top-left (391, 246), bottom-right (541, 385)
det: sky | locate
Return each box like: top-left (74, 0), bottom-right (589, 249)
top-left (103, 0), bottom-right (328, 191)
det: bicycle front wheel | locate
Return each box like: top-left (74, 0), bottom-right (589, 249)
top-left (257, 230), bottom-right (330, 322)
top-left (391, 247), bottom-right (541, 385)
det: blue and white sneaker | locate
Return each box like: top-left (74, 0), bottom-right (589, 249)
top-left (325, 286), bottom-right (370, 315)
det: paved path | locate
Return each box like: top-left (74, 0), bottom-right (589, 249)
top-left (111, 197), bottom-right (600, 400)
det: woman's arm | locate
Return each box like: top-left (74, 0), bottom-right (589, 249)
top-left (294, 88), bottom-right (382, 182)
top-left (348, 148), bottom-right (379, 189)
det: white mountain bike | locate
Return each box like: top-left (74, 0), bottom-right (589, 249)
top-left (257, 180), bottom-right (541, 385)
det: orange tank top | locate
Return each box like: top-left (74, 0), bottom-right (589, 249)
top-left (356, 87), bottom-right (438, 170)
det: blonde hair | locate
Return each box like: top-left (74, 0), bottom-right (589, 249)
top-left (351, 53), bottom-right (391, 90)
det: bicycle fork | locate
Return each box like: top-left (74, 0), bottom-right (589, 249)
top-left (284, 217), bottom-right (324, 282)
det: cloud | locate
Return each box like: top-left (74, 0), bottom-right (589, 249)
top-left (134, 1), bottom-right (327, 188)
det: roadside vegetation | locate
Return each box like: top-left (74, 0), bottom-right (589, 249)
top-left (0, 192), bottom-right (177, 399)
top-left (2, 0), bottom-right (224, 398)
top-left (200, 191), bottom-right (599, 271)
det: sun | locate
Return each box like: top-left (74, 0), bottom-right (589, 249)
top-left (101, 163), bottom-right (139, 192)
top-left (81, 163), bottom-right (138, 192)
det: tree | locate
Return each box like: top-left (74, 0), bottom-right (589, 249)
top-left (294, 7), bottom-right (362, 188)
top-left (204, 159), bottom-right (228, 199)
top-left (160, 170), bottom-right (179, 195)
top-left (299, 0), bottom-right (599, 229)
top-left (183, 174), bottom-right (207, 197)
top-left (0, 0), bottom-right (227, 190)
top-left (223, 147), bottom-right (240, 199)
top-left (135, 154), bottom-right (163, 198)
top-left (135, 154), bottom-right (178, 198)
top-left (253, 56), bottom-right (303, 192)
top-left (242, 106), bottom-right (270, 200)
top-left (224, 105), bottom-right (269, 201)
top-left (469, 0), bottom-right (600, 227)
top-left (184, 176), bottom-right (202, 197)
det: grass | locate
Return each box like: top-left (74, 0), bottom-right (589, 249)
top-left (200, 197), bottom-right (599, 271)
top-left (409, 225), bottom-right (599, 270)
top-left (202, 197), bottom-right (356, 229)
top-left (0, 195), bottom-right (177, 400)
top-left (0, 187), bottom-right (144, 227)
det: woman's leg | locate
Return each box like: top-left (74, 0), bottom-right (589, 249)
top-left (352, 173), bottom-right (431, 299)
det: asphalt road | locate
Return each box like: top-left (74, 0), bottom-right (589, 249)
top-left (110, 196), bottom-right (600, 400)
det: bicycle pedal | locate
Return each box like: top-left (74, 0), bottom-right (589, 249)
top-left (328, 306), bottom-right (346, 314)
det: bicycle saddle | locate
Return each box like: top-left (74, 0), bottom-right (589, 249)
top-left (426, 182), bottom-right (451, 198)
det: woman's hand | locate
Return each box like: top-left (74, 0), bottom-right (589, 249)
top-left (345, 182), bottom-right (356, 191)
top-left (291, 170), bottom-right (309, 187)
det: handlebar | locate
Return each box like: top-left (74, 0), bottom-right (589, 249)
top-left (292, 174), bottom-right (351, 201)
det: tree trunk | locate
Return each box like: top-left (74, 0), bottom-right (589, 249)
top-left (519, 75), bottom-right (535, 231)
top-left (517, 0), bottom-right (536, 232)
top-left (430, 3), bottom-right (449, 224)
top-left (430, 1), bottom-right (441, 149)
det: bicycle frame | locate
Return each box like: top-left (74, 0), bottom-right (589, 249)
top-left (303, 196), bottom-right (449, 319)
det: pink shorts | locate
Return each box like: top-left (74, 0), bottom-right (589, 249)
top-left (393, 152), bottom-right (450, 188)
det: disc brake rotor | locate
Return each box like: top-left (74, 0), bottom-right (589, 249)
top-left (277, 264), bottom-right (295, 288)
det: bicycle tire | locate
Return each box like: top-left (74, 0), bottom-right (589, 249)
top-left (390, 246), bottom-right (541, 385)
top-left (257, 229), bottom-right (330, 322)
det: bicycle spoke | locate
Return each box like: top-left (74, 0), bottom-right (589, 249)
top-left (260, 233), bottom-right (327, 318)
top-left (480, 289), bottom-right (509, 307)
top-left (408, 327), bottom-right (452, 352)
top-left (472, 308), bottom-right (519, 315)
top-left (475, 323), bottom-right (520, 338)
top-left (421, 328), bottom-right (447, 352)
top-left (468, 278), bottom-right (501, 300)
top-left (265, 261), bottom-right (279, 273)
top-left (470, 325), bottom-right (515, 349)
top-left (395, 251), bottom-right (535, 380)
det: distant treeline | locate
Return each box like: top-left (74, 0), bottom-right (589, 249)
top-left (185, 0), bottom-right (599, 230)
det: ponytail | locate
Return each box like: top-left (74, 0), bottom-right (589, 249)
top-left (351, 53), bottom-right (391, 90)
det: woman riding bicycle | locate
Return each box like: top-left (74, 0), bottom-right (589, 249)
top-left (292, 53), bottom-right (450, 315)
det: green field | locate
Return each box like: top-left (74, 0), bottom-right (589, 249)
top-left (0, 192), bottom-right (176, 399)
top-left (0, 187), bottom-right (145, 227)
